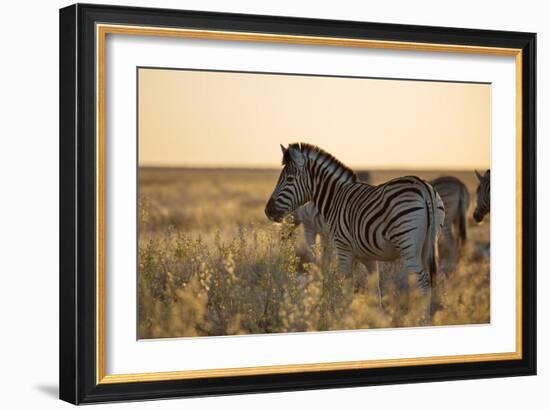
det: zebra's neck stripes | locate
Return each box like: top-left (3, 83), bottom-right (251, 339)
top-left (292, 143), bottom-right (356, 219)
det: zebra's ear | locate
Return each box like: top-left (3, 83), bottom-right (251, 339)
top-left (474, 170), bottom-right (483, 181)
top-left (288, 146), bottom-right (305, 167)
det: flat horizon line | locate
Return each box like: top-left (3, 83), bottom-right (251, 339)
top-left (138, 165), bottom-right (488, 172)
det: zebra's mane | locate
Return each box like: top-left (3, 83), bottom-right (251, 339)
top-left (284, 142), bottom-right (357, 182)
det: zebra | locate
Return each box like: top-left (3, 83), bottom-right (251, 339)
top-left (265, 143), bottom-right (445, 317)
top-left (430, 176), bottom-right (470, 272)
top-left (473, 169), bottom-right (490, 222)
top-left (290, 171), bottom-right (372, 261)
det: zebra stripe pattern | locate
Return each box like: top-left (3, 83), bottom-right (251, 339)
top-left (290, 171), bottom-right (371, 259)
top-left (265, 143), bottom-right (445, 296)
top-left (430, 176), bottom-right (470, 271)
top-left (473, 169), bottom-right (490, 222)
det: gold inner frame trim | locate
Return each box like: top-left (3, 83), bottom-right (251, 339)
top-left (96, 23), bottom-right (523, 385)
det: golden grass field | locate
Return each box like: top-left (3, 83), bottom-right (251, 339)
top-left (138, 168), bottom-right (490, 339)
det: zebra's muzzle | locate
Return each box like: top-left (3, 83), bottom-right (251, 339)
top-left (265, 198), bottom-right (285, 222)
top-left (473, 209), bottom-right (485, 223)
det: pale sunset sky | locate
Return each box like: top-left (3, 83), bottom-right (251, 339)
top-left (138, 68), bottom-right (490, 170)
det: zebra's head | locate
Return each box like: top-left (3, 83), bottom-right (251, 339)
top-left (473, 169), bottom-right (490, 222)
top-left (265, 144), bottom-right (312, 223)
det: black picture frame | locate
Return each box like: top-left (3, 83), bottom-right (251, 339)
top-left (60, 3), bottom-right (536, 405)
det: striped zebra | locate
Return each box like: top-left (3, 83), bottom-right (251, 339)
top-left (473, 170), bottom-right (490, 222)
top-left (289, 202), bottom-right (374, 295)
top-left (265, 143), bottom-right (445, 316)
top-left (290, 171), bottom-right (371, 261)
top-left (430, 176), bottom-right (470, 272)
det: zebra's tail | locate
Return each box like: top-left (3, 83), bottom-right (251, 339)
top-left (457, 184), bottom-right (470, 246)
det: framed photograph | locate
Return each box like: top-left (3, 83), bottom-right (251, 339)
top-left (59, 3), bottom-right (536, 404)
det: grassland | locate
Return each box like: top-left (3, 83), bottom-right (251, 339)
top-left (138, 168), bottom-right (490, 339)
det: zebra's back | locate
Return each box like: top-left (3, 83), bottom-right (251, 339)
top-left (330, 175), bottom-right (444, 263)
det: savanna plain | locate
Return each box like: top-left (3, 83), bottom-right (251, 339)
top-left (138, 168), bottom-right (490, 339)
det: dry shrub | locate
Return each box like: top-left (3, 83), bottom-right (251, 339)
top-left (138, 219), bottom-right (489, 338)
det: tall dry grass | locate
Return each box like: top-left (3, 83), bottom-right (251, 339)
top-left (138, 168), bottom-right (490, 339)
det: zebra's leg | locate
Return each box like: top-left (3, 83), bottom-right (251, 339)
top-left (336, 247), bottom-right (354, 277)
top-left (335, 247), bottom-right (355, 298)
top-left (364, 260), bottom-right (382, 308)
top-left (439, 223), bottom-right (455, 275)
top-left (303, 226), bottom-right (318, 262)
top-left (398, 245), bottom-right (433, 324)
top-left (446, 224), bottom-right (457, 273)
